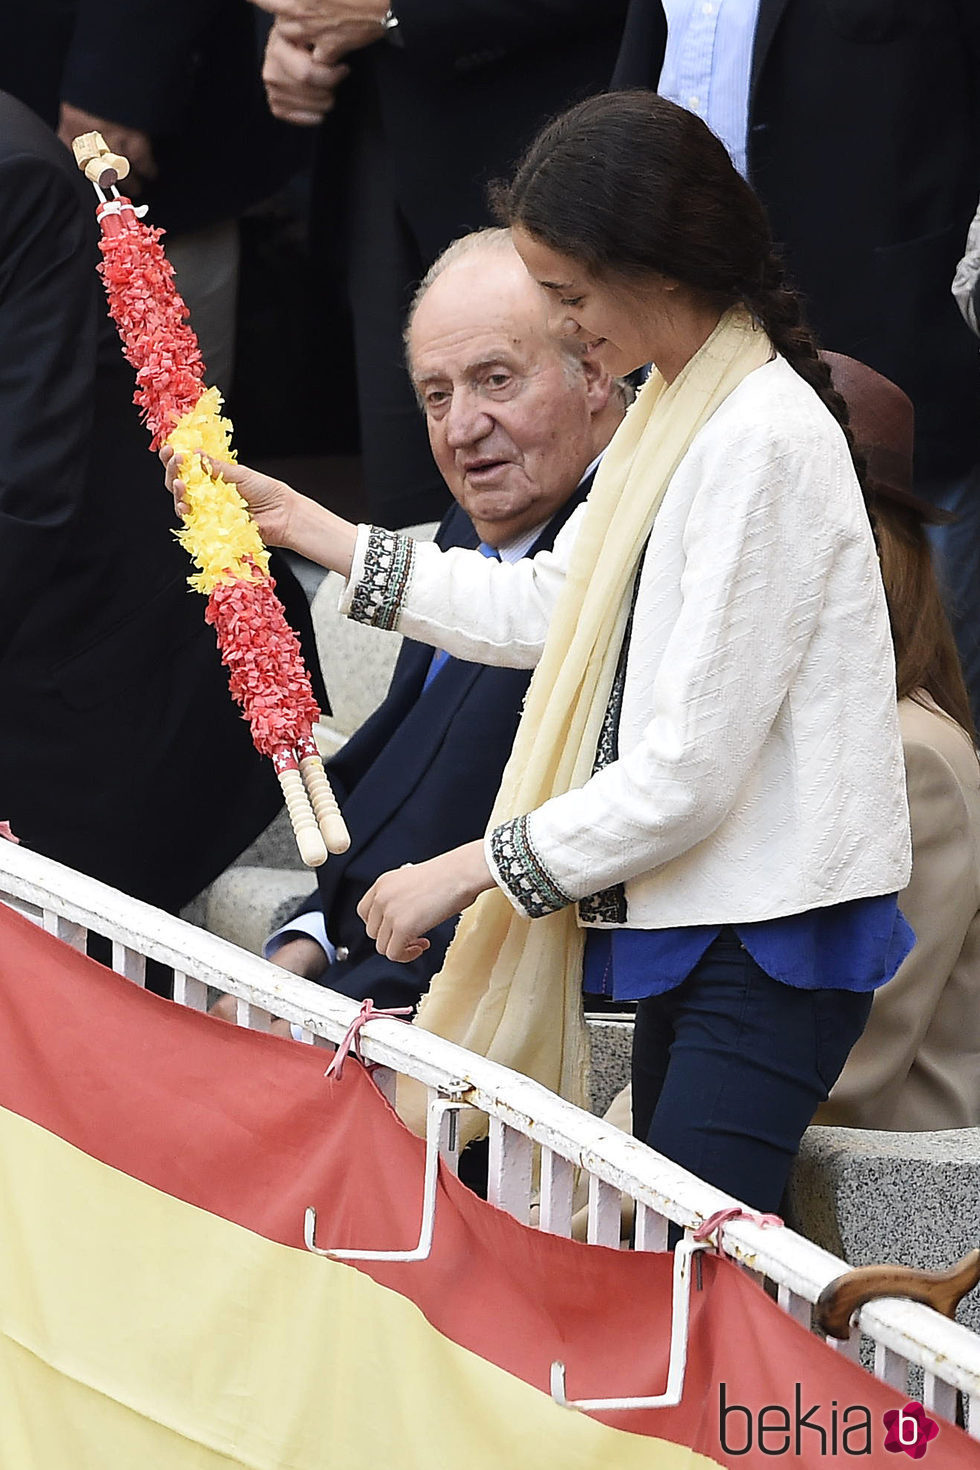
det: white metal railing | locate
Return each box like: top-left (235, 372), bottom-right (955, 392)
top-left (3, 838), bottom-right (980, 1432)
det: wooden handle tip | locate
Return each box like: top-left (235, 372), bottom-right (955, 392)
top-left (72, 132), bottom-right (131, 187)
top-left (296, 830), bottom-right (328, 868)
top-left (322, 821), bottom-right (351, 855)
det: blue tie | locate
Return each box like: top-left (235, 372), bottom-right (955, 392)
top-left (422, 542), bottom-right (498, 689)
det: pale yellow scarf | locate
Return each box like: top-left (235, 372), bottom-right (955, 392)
top-left (399, 307), bottom-right (773, 1137)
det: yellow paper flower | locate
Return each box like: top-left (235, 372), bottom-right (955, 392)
top-left (166, 387), bottom-right (270, 593)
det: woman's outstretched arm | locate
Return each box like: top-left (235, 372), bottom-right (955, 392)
top-left (163, 446), bottom-right (581, 667)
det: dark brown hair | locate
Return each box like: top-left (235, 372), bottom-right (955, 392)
top-left (493, 90), bottom-right (866, 486)
top-left (873, 499), bottom-right (976, 741)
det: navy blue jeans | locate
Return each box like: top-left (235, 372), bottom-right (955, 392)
top-left (631, 930), bottom-right (872, 1213)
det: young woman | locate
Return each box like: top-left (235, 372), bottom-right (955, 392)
top-left (165, 92), bottom-right (912, 1211)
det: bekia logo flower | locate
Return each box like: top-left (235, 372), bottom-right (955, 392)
top-left (882, 1402), bottom-right (939, 1459)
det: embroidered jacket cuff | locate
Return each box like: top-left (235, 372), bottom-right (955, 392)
top-left (340, 525), bottom-right (416, 632)
top-left (486, 814), bottom-right (573, 919)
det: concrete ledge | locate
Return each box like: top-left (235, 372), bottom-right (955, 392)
top-left (201, 865), bottom-right (316, 957)
top-left (230, 808), bottom-right (307, 873)
top-left (586, 1017), bottom-right (632, 1116)
top-left (788, 1125), bottom-right (980, 1333)
top-left (312, 570), bottom-right (404, 741)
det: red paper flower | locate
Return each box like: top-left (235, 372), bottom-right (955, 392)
top-left (205, 568), bottom-right (321, 757)
top-left (95, 200), bottom-right (326, 778)
top-left (97, 205), bottom-right (204, 447)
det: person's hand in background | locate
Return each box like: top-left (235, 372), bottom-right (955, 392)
top-left (261, 23), bottom-right (349, 125)
top-left (57, 103), bottom-right (158, 192)
top-left (251, 0), bottom-right (389, 66)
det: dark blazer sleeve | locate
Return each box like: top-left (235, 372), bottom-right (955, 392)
top-left (61, 0), bottom-right (225, 134)
top-left (611, 0), bottom-right (666, 88)
top-left (0, 6), bottom-right (76, 127)
top-left (394, 0), bottom-right (627, 70)
top-left (319, 504), bottom-right (477, 801)
top-left (0, 152), bottom-right (97, 662)
top-left (321, 918), bottom-right (460, 1013)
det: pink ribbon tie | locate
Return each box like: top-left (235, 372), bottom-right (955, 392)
top-left (324, 998), bottom-right (412, 1080)
top-left (693, 1206), bottom-right (784, 1258)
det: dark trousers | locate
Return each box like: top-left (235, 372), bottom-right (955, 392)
top-left (631, 931), bottom-right (872, 1213)
top-left (343, 77), bottom-right (453, 529)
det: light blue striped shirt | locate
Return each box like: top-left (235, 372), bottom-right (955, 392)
top-left (657, 0), bottom-right (761, 178)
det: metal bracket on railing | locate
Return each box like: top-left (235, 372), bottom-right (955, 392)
top-left (303, 1094), bottom-right (476, 1263)
top-left (550, 1236), bottom-right (710, 1412)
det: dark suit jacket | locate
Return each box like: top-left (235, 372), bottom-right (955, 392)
top-left (614, 0), bottom-right (980, 480)
top-left (294, 482), bottom-right (590, 1009)
top-left (359, 1), bottom-right (630, 263)
top-left (0, 92), bottom-right (323, 911)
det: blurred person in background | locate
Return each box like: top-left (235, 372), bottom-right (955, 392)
top-left (953, 197), bottom-right (980, 340)
top-left (816, 354), bottom-right (980, 1133)
top-left (613, 2), bottom-right (980, 725)
top-left (58, 0), bottom-right (308, 390)
top-left (0, 1), bottom-right (75, 128)
top-left (247, 0), bottom-right (629, 528)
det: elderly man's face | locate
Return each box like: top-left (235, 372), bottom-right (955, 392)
top-left (408, 251), bottom-right (608, 545)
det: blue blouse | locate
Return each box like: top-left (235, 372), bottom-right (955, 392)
top-left (582, 894), bottom-right (915, 1001)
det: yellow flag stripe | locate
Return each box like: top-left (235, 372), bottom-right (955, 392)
top-left (0, 1104), bottom-right (720, 1470)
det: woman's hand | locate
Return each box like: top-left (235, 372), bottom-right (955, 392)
top-left (159, 447), bottom-right (358, 574)
top-left (160, 446), bottom-right (299, 545)
top-left (357, 842), bottom-right (495, 962)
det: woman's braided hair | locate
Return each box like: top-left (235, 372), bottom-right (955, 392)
top-left (492, 90), bottom-right (868, 492)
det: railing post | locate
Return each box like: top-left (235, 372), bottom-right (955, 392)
top-left (634, 1202), bottom-right (668, 1252)
top-left (487, 1119), bottom-right (533, 1224)
top-left (538, 1149), bottom-right (575, 1237)
top-left (587, 1176), bottom-right (622, 1247)
top-left (111, 940), bottom-right (146, 987)
top-left (173, 971), bottom-right (209, 1011)
top-left (43, 911), bottom-right (87, 952)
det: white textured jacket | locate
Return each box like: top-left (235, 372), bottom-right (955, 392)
top-left (342, 357), bottom-right (912, 928)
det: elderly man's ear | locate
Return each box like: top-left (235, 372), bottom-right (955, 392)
top-left (580, 350), bottom-right (616, 416)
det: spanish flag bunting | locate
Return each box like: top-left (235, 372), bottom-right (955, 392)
top-left (0, 900), bottom-right (978, 1467)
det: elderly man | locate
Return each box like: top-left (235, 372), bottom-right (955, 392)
top-left (264, 228), bottom-right (625, 1009)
